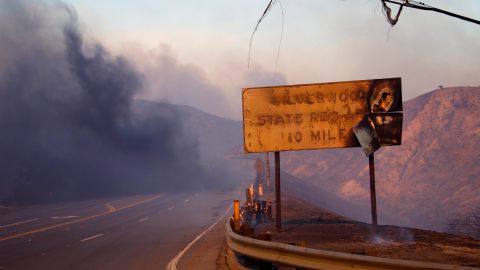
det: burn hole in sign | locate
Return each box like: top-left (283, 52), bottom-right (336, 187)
top-left (369, 79), bottom-right (402, 113)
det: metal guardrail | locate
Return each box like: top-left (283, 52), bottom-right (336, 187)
top-left (226, 223), bottom-right (479, 270)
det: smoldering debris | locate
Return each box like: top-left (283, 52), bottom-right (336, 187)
top-left (0, 1), bottom-right (230, 204)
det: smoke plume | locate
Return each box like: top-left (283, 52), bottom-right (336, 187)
top-left (0, 1), bottom-right (226, 204)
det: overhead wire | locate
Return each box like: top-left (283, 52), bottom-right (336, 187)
top-left (248, 0), bottom-right (478, 70)
top-left (274, 0), bottom-right (284, 75)
top-left (248, 0), bottom-right (279, 69)
top-left (381, 0), bottom-right (404, 26)
top-left (381, 0), bottom-right (480, 26)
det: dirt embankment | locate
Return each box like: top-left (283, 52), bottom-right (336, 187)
top-left (254, 194), bottom-right (480, 267)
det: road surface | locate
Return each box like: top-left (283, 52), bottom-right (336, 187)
top-left (0, 190), bottom-right (237, 270)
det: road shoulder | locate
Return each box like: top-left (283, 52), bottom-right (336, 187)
top-left (176, 216), bottom-right (230, 270)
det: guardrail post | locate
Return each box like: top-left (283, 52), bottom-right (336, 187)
top-left (275, 151), bottom-right (282, 232)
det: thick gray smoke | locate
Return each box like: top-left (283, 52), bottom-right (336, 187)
top-left (0, 1), bottom-right (227, 204)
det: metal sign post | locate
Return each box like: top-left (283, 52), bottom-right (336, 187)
top-left (274, 151), bottom-right (281, 232)
top-left (266, 152), bottom-right (271, 202)
top-left (369, 153), bottom-right (378, 231)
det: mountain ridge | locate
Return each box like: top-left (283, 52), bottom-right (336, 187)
top-left (281, 86), bottom-right (480, 230)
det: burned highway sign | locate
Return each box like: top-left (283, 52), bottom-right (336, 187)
top-left (242, 78), bottom-right (403, 153)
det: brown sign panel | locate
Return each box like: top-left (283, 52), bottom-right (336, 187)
top-left (242, 78), bottom-right (402, 153)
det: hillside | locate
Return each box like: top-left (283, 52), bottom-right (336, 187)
top-left (281, 87), bottom-right (480, 231)
top-left (133, 99), bottom-right (242, 161)
top-left (132, 99), bottom-right (251, 186)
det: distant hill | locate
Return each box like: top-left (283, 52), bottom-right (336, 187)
top-left (134, 99), bottom-right (242, 161)
top-left (132, 99), bottom-right (250, 186)
top-left (281, 87), bottom-right (480, 230)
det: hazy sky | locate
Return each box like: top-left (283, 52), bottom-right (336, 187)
top-left (64, 0), bottom-right (480, 119)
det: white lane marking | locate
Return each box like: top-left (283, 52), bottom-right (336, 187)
top-left (81, 234), bottom-right (103, 242)
top-left (138, 217), bottom-right (149, 222)
top-left (0, 218), bottom-right (39, 229)
top-left (167, 206), bottom-right (175, 211)
top-left (51, 216), bottom-right (79, 219)
top-left (165, 203), bottom-right (233, 270)
top-left (184, 199), bottom-right (190, 203)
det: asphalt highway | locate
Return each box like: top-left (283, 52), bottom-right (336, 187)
top-left (0, 190), bottom-right (237, 270)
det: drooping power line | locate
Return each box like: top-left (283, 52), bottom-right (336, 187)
top-left (248, 0), bottom-right (280, 69)
top-left (381, 0), bottom-right (480, 26)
